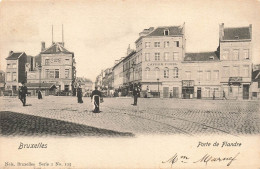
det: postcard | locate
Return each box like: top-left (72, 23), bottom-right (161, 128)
top-left (0, 0), bottom-right (260, 168)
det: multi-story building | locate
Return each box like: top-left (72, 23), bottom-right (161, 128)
top-left (112, 57), bottom-right (124, 92)
top-left (0, 70), bottom-right (5, 96)
top-left (251, 70), bottom-right (260, 99)
top-left (5, 51), bottom-right (27, 94)
top-left (182, 52), bottom-right (221, 99)
top-left (135, 24), bottom-right (186, 98)
top-left (27, 42), bottom-right (76, 95)
top-left (219, 23), bottom-right (252, 100)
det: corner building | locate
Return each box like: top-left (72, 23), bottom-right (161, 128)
top-left (135, 24), bottom-right (186, 98)
top-left (219, 24), bottom-right (252, 100)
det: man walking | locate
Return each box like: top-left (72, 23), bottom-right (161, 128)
top-left (223, 90), bottom-right (227, 100)
top-left (20, 82), bottom-right (28, 106)
top-left (91, 87), bottom-right (102, 113)
top-left (132, 84), bottom-right (140, 106)
top-left (77, 85), bottom-right (83, 103)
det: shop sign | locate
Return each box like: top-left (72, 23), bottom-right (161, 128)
top-left (229, 77), bottom-right (242, 82)
top-left (182, 80), bottom-right (194, 87)
top-left (147, 62), bottom-right (178, 67)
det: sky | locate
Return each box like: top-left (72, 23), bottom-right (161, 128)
top-left (0, 0), bottom-right (260, 82)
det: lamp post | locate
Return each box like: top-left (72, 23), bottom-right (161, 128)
top-left (157, 78), bottom-right (160, 98)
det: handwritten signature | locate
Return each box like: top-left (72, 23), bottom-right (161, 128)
top-left (162, 152), bottom-right (240, 167)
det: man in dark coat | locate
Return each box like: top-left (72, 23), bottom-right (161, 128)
top-left (20, 82), bottom-right (28, 106)
top-left (77, 85), bottom-right (83, 103)
top-left (91, 87), bottom-right (102, 113)
top-left (132, 84), bottom-right (140, 106)
top-left (38, 90), bottom-right (43, 99)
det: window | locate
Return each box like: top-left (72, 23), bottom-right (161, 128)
top-left (223, 66), bottom-right (230, 77)
top-left (45, 59), bottom-right (50, 65)
top-left (222, 50), bottom-right (229, 60)
top-left (49, 70), bottom-right (54, 78)
top-left (233, 49), bottom-right (239, 60)
top-left (145, 53), bottom-right (150, 61)
top-left (65, 69), bottom-right (69, 79)
top-left (232, 66), bottom-right (239, 77)
top-left (145, 67), bottom-right (150, 79)
top-left (213, 70), bottom-right (219, 80)
top-left (242, 65), bottom-right (249, 77)
top-left (258, 81), bottom-right (260, 88)
top-left (164, 68), bottom-right (169, 78)
top-left (164, 53), bottom-right (169, 61)
top-left (6, 72), bottom-right (11, 81)
top-left (174, 41), bottom-right (179, 47)
top-left (7, 64), bottom-right (11, 68)
top-left (155, 53), bottom-right (160, 61)
top-left (145, 42), bottom-right (150, 48)
top-left (197, 70), bottom-right (203, 80)
top-left (206, 71), bottom-right (211, 81)
top-left (12, 72), bottom-right (17, 81)
top-left (243, 49), bottom-right (249, 59)
top-left (173, 67), bottom-right (179, 78)
top-left (12, 63), bottom-right (17, 68)
top-left (185, 71), bottom-right (191, 79)
top-left (164, 29), bottom-right (169, 35)
top-left (164, 41), bottom-right (169, 48)
top-left (155, 67), bottom-right (160, 79)
top-left (45, 69), bottom-right (49, 78)
top-left (173, 52), bottom-right (179, 61)
top-left (154, 42), bottom-right (160, 47)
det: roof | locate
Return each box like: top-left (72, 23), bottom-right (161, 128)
top-left (223, 27), bottom-right (251, 40)
top-left (252, 70), bottom-right (260, 81)
top-left (6, 52), bottom-right (24, 60)
top-left (147, 26), bottom-right (183, 37)
top-left (184, 52), bottom-right (220, 62)
top-left (25, 83), bottom-right (56, 89)
top-left (41, 42), bottom-right (73, 55)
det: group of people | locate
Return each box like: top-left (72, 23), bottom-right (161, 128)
top-left (18, 82), bottom-right (141, 112)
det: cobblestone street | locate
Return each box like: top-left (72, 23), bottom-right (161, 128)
top-left (0, 96), bottom-right (260, 137)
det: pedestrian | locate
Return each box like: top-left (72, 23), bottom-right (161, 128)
top-left (91, 86), bottom-right (102, 113)
top-left (38, 90), bottom-right (43, 99)
top-left (132, 84), bottom-right (140, 106)
top-left (223, 90), bottom-right (227, 100)
top-left (77, 85), bottom-right (83, 103)
top-left (20, 81), bottom-right (28, 106)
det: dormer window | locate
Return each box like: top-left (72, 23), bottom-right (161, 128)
top-left (164, 29), bottom-right (169, 36)
top-left (209, 56), bottom-right (214, 60)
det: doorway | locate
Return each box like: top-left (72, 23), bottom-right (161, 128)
top-left (197, 87), bottom-right (201, 99)
top-left (163, 87), bottom-right (169, 98)
top-left (243, 85), bottom-right (249, 100)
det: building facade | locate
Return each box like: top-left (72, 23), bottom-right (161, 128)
top-left (5, 52), bottom-right (27, 94)
top-left (219, 23), bottom-right (252, 100)
top-left (182, 52), bottom-right (221, 99)
top-left (27, 42), bottom-right (76, 95)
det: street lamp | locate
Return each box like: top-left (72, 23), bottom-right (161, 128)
top-left (157, 78), bottom-right (160, 98)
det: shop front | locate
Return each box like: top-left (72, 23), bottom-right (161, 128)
top-left (182, 80), bottom-right (194, 99)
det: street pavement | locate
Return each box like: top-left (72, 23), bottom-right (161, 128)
top-left (0, 96), bottom-right (259, 137)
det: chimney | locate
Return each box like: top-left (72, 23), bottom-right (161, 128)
top-left (9, 51), bottom-right (13, 56)
top-left (219, 23), bottom-right (224, 41)
top-left (41, 42), bottom-right (45, 51)
top-left (249, 24), bottom-right (252, 40)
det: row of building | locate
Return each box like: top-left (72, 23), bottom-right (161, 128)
top-left (96, 23), bottom-right (260, 100)
top-left (3, 40), bottom-right (83, 96)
